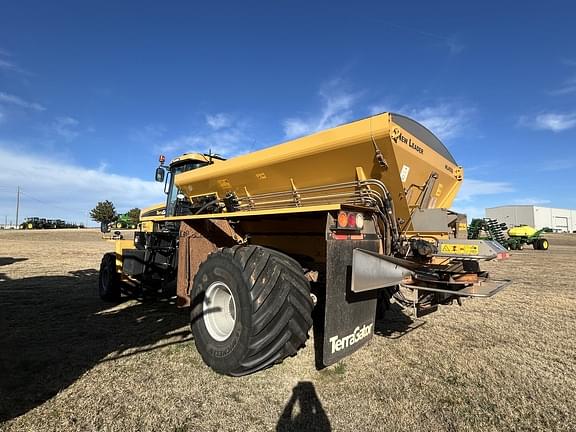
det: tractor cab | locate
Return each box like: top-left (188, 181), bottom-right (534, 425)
top-left (155, 152), bottom-right (225, 217)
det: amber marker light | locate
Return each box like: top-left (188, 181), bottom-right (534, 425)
top-left (337, 211), bottom-right (349, 228)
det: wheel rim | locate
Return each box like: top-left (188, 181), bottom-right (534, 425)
top-left (203, 281), bottom-right (237, 341)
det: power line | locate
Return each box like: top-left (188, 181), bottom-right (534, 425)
top-left (19, 189), bottom-right (88, 215)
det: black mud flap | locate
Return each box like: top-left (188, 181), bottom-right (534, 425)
top-left (314, 237), bottom-right (380, 368)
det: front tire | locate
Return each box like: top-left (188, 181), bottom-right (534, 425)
top-left (98, 253), bottom-right (121, 302)
top-left (190, 245), bottom-right (313, 376)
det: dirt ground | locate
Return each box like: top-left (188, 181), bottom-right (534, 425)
top-left (1, 229), bottom-right (575, 432)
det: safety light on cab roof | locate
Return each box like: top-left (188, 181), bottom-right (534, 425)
top-left (337, 211), bottom-right (363, 230)
top-left (159, 155), bottom-right (165, 164)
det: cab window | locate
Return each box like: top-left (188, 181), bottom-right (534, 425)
top-left (165, 161), bottom-right (207, 216)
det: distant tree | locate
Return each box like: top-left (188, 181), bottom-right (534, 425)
top-left (126, 207), bottom-right (141, 224)
top-left (90, 200), bottom-right (117, 224)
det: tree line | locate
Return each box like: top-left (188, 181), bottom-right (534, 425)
top-left (90, 200), bottom-right (140, 225)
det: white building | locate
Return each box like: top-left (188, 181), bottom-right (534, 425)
top-left (485, 205), bottom-right (576, 232)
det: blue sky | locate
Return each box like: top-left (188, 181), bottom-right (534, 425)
top-left (1, 1), bottom-right (575, 226)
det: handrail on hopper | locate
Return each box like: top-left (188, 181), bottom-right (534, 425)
top-left (236, 183), bottom-right (384, 210)
top-left (230, 177), bottom-right (401, 246)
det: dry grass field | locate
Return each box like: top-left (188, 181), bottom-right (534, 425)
top-left (1, 229), bottom-right (575, 431)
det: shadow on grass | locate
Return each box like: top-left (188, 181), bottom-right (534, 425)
top-left (0, 257), bottom-right (28, 266)
top-left (0, 269), bottom-right (190, 422)
top-left (277, 381), bottom-right (331, 432)
top-left (374, 303), bottom-right (425, 339)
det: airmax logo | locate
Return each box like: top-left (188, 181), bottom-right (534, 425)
top-left (329, 323), bottom-right (373, 354)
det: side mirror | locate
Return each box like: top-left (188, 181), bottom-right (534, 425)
top-left (100, 221), bottom-right (110, 233)
top-left (155, 167), bottom-right (165, 182)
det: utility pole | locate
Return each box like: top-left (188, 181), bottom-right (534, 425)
top-left (16, 186), bottom-right (20, 228)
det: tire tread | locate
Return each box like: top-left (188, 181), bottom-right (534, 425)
top-left (193, 244), bottom-right (313, 376)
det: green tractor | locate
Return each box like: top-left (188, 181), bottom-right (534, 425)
top-left (110, 212), bottom-right (138, 230)
top-left (20, 217), bottom-right (42, 229)
top-left (45, 219), bottom-right (67, 229)
top-left (20, 217), bottom-right (52, 229)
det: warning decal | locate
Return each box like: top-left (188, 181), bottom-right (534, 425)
top-left (440, 243), bottom-right (479, 255)
top-left (400, 165), bottom-right (410, 182)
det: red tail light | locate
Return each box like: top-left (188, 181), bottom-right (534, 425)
top-left (347, 213), bottom-right (357, 228)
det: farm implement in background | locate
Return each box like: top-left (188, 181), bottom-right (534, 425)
top-left (468, 218), bottom-right (549, 250)
top-left (20, 217), bottom-right (83, 230)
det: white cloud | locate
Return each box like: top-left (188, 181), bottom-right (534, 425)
top-left (0, 144), bottom-right (163, 225)
top-left (97, 161), bottom-right (109, 172)
top-left (283, 79), bottom-right (360, 139)
top-left (0, 91), bottom-right (45, 111)
top-left (451, 205), bottom-right (485, 220)
top-left (369, 104), bottom-right (391, 116)
top-left (455, 178), bottom-right (514, 202)
top-left (130, 124), bottom-right (166, 143)
top-left (510, 197), bottom-right (551, 205)
top-left (520, 112), bottom-right (576, 132)
top-left (50, 116), bottom-right (80, 141)
top-left (445, 37), bottom-right (465, 55)
top-left (550, 76), bottom-right (576, 95)
top-left (384, 24), bottom-right (464, 56)
top-left (426, 31), bottom-right (464, 55)
top-left (371, 102), bottom-right (473, 141)
top-left (158, 114), bottom-right (253, 158)
top-left (538, 159), bottom-right (576, 172)
top-left (160, 128), bottom-right (249, 158)
top-left (147, 114), bottom-right (250, 157)
top-left (206, 113), bottom-right (232, 130)
top-left (0, 58), bottom-right (18, 72)
top-left (407, 104), bottom-right (472, 140)
top-left (288, 79), bottom-right (473, 142)
top-left (549, 60), bottom-right (576, 95)
top-left (451, 179), bottom-right (514, 219)
top-left (0, 50), bottom-right (29, 76)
